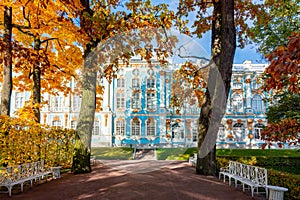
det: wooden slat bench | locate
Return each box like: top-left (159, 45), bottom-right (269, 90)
top-left (219, 161), bottom-right (269, 198)
top-left (0, 160), bottom-right (52, 196)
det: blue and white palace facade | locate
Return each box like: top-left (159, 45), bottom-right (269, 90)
top-left (6, 60), bottom-right (269, 148)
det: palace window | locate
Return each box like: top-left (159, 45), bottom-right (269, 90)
top-left (131, 92), bottom-right (140, 109)
top-left (131, 118), bottom-right (141, 136)
top-left (92, 120), bottom-right (100, 135)
top-left (233, 122), bottom-right (245, 142)
top-left (15, 92), bottom-right (25, 109)
top-left (117, 78), bottom-right (125, 88)
top-left (252, 80), bottom-right (261, 90)
top-left (116, 92), bottom-right (125, 109)
top-left (218, 125), bottom-right (226, 140)
top-left (232, 94), bottom-right (243, 112)
top-left (52, 120), bottom-right (62, 128)
top-left (116, 118), bottom-right (125, 136)
top-left (146, 92), bottom-right (156, 110)
top-left (147, 78), bottom-right (155, 88)
top-left (254, 123), bottom-right (265, 139)
top-left (233, 82), bottom-right (243, 89)
top-left (52, 96), bottom-right (63, 112)
top-left (192, 126), bottom-right (198, 142)
top-left (70, 121), bottom-right (77, 130)
top-left (146, 118), bottom-right (155, 136)
top-left (252, 94), bottom-right (264, 113)
top-left (73, 95), bottom-right (81, 112)
top-left (132, 78), bottom-right (140, 89)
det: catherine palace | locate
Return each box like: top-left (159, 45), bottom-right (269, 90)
top-left (8, 59), bottom-right (271, 149)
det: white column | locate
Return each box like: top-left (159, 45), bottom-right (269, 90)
top-left (160, 71), bottom-right (165, 108)
top-left (245, 76), bottom-right (252, 112)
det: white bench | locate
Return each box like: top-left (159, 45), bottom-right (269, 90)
top-left (267, 185), bottom-right (288, 200)
top-left (219, 161), bottom-right (269, 198)
top-left (0, 160), bottom-right (52, 196)
top-left (189, 153), bottom-right (197, 167)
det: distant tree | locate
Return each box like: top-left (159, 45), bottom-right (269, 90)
top-left (260, 33), bottom-right (300, 148)
top-left (250, 0), bottom-right (300, 55)
top-left (266, 93), bottom-right (300, 124)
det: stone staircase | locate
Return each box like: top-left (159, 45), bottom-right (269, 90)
top-left (134, 149), bottom-right (156, 160)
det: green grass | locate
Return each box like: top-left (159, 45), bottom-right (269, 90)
top-left (91, 148), bottom-right (300, 160)
top-left (216, 149), bottom-right (300, 157)
top-left (91, 147), bottom-right (134, 160)
top-left (155, 148), bottom-right (198, 160)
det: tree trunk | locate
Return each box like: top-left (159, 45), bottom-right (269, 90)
top-left (32, 38), bottom-right (41, 122)
top-left (71, 48), bottom-right (97, 173)
top-left (0, 6), bottom-right (13, 116)
top-left (196, 0), bottom-right (236, 176)
top-left (71, 0), bottom-right (97, 173)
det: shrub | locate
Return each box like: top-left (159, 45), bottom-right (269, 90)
top-left (0, 115), bottom-right (75, 168)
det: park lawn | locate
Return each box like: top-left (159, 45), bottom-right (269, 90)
top-left (216, 149), bottom-right (300, 157)
top-left (91, 147), bottom-right (134, 160)
top-left (91, 147), bottom-right (300, 160)
top-left (156, 148), bottom-right (197, 160)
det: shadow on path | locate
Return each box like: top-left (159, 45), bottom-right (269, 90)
top-left (1, 160), bottom-right (266, 200)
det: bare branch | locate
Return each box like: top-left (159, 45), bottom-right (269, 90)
top-left (177, 44), bottom-right (210, 62)
top-left (40, 38), bottom-right (59, 44)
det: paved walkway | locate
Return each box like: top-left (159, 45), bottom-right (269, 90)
top-left (1, 160), bottom-right (266, 200)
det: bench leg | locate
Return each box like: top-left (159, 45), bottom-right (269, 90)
top-left (251, 186), bottom-right (255, 197)
top-left (8, 186), bottom-right (12, 197)
top-left (265, 187), bottom-right (268, 199)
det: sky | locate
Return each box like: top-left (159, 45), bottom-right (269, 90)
top-left (155, 0), bottom-right (269, 64)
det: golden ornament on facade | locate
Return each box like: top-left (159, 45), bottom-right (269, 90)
top-left (245, 79), bottom-right (251, 84)
top-left (226, 119), bottom-right (232, 124)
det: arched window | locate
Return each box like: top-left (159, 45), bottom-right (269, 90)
top-left (192, 126), bottom-right (198, 142)
top-left (52, 120), bottom-right (62, 128)
top-left (132, 78), bottom-right (140, 89)
top-left (116, 92), bottom-right (125, 109)
top-left (252, 94), bottom-right (264, 113)
top-left (233, 122), bottom-right (245, 141)
top-left (73, 95), bottom-right (81, 112)
top-left (147, 78), bottom-right (155, 89)
top-left (117, 78), bottom-right (125, 88)
top-left (218, 124), bottom-right (226, 141)
top-left (131, 92), bottom-right (140, 109)
top-left (116, 118), bottom-right (125, 136)
top-left (254, 123), bottom-right (265, 139)
top-left (15, 92), bottom-right (25, 109)
top-left (146, 92), bottom-right (156, 110)
top-left (131, 118), bottom-right (141, 136)
top-left (252, 80), bottom-right (261, 90)
top-left (146, 118), bottom-right (156, 136)
top-left (232, 94), bottom-right (243, 112)
top-left (70, 121), bottom-right (77, 130)
top-left (233, 82), bottom-right (243, 89)
top-left (92, 120), bottom-right (100, 135)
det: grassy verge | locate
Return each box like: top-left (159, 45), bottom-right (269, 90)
top-left (216, 149), bottom-right (300, 157)
top-left (91, 147), bottom-right (134, 160)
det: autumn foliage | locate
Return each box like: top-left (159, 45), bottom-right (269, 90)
top-left (264, 33), bottom-right (300, 93)
top-left (0, 115), bottom-right (75, 167)
top-left (261, 33), bottom-right (300, 148)
top-left (261, 119), bottom-right (300, 149)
